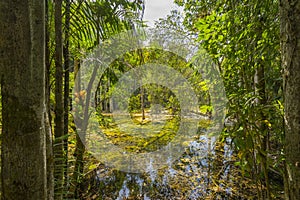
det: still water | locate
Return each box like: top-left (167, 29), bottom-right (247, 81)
top-left (77, 111), bottom-right (246, 199)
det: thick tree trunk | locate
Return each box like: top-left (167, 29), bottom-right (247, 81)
top-left (280, 0), bottom-right (300, 199)
top-left (0, 0), bottom-right (49, 199)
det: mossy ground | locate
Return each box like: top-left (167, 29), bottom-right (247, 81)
top-left (67, 110), bottom-right (283, 199)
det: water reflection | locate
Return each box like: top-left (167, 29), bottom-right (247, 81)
top-left (78, 111), bottom-right (252, 199)
top-left (79, 136), bottom-right (244, 199)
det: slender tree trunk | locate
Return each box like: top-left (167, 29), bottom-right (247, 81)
top-left (255, 63), bottom-right (270, 200)
top-left (255, 54), bottom-right (270, 199)
top-left (70, 58), bottom-right (84, 198)
top-left (138, 49), bottom-right (145, 120)
top-left (141, 86), bottom-right (145, 120)
top-left (54, 0), bottom-right (64, 199)
top-left (45, 1), bottom-right (55, 199)
top-left (45, 111), bottom-right (55, 200)
top-left (70, 57), bottom-right (85, 198)
top-left (63, 0), bottom-right (71, 196)
top-left (72, 59), bottom-right (98, 198)
top-left (72, 135), bottom-right (85, 198)
top-left (0, 0), bottom-right (49, 199)
top-left (280, 0), bottom-right (300, 199)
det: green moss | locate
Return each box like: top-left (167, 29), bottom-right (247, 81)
top-left (98, 113), bottom-right (181, 153)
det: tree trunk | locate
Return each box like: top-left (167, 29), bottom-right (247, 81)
top-left (54, 0), bottom-right (64, 199)
top-left (0, 0), bottom-right (49, 199)
top-left (254, 21), bottom-right (270, 198)
top-left (45, 1), bottom-right (55, 199)
top-left (73, 62), bottom-right (99, 198)
top-left (280, 0), bottom-right (300, 199)
top-left (70, 58), bottom-right (84, 198)
top-left (63, 0), bottom-right (71, 196)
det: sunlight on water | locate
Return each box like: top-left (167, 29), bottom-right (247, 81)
top-left (82, 132), bottom-right (238, 199)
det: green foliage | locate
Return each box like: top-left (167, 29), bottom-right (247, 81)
top-left (67, 0), bottom-right (142, 51)
top-left (128, 93), bottom-right (141, 112)
top-left (176, 0), bottom-right (283, 197)
top-left (39, 0), bottom-right (287, 198)
top-left (44, 0), bottom-right (144, 198)
top-left (97, 47), bottom-right (211, 115)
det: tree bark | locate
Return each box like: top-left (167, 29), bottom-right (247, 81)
top-left (280, 0), bottom-right (300, 199)
top-left (63, 0), bottom-right (71, 196)
top-left (45, 1), bottom-right (55, 199)
top-left (0, 0), bottom-right (49, 199)
top-left (54, 0), bottom-right (64, 199)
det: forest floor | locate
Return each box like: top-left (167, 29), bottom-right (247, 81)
top-left (67, 109), bottom-right (284, 199)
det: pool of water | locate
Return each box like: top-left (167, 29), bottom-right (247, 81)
top-left (77, 111), bottom-right (253, 199)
